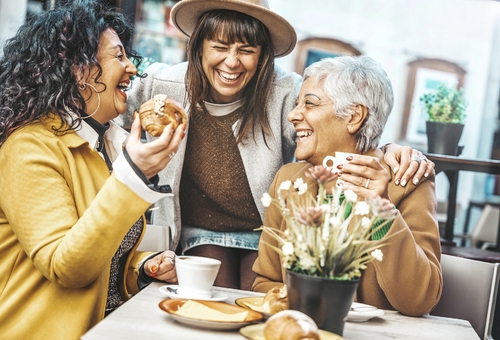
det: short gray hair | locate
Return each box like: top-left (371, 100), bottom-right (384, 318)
top-left (303, 56), bottom-right (394, 153)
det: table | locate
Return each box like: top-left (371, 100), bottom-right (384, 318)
top-left (81, 282), bottom-right (479, 340)
top-left (425, 153), bottom-right (500, 251)
top-left (441, 245), bottom-right (500, 263)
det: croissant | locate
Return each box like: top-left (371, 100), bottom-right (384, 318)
top-left (263, 310), bottom-right (320, 340)
top-left (263, 284), bottom-right (289, 314)
top-left (139, 94), bottom-right (187, 137)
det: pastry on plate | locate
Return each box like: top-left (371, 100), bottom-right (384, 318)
top-left (263, 310), bottom-right (320, 340)
top-left (263, 284), bottom-right (288, 314)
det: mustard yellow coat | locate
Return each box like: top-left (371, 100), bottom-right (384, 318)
top-left (0, 116), bottom-right (153, 340)
top-left (252, 149), bottom-right (443, 316)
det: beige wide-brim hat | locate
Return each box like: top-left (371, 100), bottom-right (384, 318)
top-left (171, 0), bottom-right (297, 58)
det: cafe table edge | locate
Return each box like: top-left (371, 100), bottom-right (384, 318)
top-left (81, 281), bottom-right (479, 340)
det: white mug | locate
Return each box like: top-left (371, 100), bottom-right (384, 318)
top-left (323, 152), bottom-right (356, 187)
top-left (175, 255), bottom-right (221, 298)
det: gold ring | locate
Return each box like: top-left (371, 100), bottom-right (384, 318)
top-left (169, 152), bottom-right (176, 159)
top-left (365, 178), bottom-right (370, 189)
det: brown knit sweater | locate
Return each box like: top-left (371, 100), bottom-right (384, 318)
top-left (179, 107), bottom-right (262, 232)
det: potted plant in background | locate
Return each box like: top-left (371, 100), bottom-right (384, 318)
top-left (259, 165), bottom-right (397, 336)
top-left (420, 82), bottom-right (468, 155)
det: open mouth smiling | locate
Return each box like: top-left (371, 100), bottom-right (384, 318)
top-left (117, 81), bottom-right (131, 92)
top-left (117, 80), bottom-right (131, 99)
top-left (297, 130), bottom-right (313, 140)
top-left (217, 70), bottom-right (242, 82)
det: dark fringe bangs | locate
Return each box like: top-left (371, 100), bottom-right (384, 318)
top-left (200, 10), bottom-right (269, 47)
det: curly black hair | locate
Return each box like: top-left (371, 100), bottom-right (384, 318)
top-left (0, 0), bottom-right (142, 146)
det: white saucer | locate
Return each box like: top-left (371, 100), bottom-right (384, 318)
top-left (347, 302), bottom-right (384, 322)
top-left (159, 285), bottom-right (229, 302)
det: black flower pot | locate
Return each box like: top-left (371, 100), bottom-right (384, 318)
top-left (286, 270), bottom-right (359, 336)
top-left (426, 121), bottom-right (464, 156)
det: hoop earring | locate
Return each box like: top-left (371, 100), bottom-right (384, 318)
top-left (78, 83), bottom-right (86, 91)
top-left (80, 83), bottom-right (101, 119)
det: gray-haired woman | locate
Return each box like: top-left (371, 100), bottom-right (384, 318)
top-left (253, 56), bottom-right (442, 316)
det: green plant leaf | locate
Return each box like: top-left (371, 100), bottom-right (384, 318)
top-left (419, 82), bottom-right (467, 124)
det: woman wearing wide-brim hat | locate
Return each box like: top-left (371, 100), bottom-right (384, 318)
top-left (121, 0), bottom-right (434, 291)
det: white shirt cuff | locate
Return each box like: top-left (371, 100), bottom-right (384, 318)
top-left (113, 153), bottom-right (173, 204)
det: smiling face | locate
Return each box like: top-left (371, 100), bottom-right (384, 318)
top-left (201, 37), bottom-right (261, 104)
top-left (288, 77), bottom-right (357, 166)
top-left (78, 28), bottom-right (137, 124)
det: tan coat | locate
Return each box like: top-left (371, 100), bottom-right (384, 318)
top-left (0, 115), bottom-right (153, 340)
top-left (252, 151), bottom-right (442, 316)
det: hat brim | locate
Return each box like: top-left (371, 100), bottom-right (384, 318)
top-left (171, 0), bottom-right (297, 58)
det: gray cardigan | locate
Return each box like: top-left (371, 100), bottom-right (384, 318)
top-left (118, 62), bottom-right (302, 250)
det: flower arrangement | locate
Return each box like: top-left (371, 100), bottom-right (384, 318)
top-left (420, 82), bottom-right (467, 124)
top-left (259, 165), bottom-right (397, 281)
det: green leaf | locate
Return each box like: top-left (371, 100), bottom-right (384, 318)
top-left (419, 83), bottom-right (467, 124)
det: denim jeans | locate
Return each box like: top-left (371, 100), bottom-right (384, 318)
top-left (180, 223), bottom-right (262, 253)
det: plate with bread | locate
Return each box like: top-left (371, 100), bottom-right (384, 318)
top-left (159, 299), bottom-right (263, 331)
top-left (235, 285), bottom-right (288, 319)
top-left (239, 310), bottom-right (343, 340)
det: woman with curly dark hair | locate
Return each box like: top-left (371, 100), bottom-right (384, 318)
top-left (0, 1), bottom-right (183, 339)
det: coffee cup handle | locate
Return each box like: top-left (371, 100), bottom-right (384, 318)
top-left (323, 156), bottom-right (336, 169)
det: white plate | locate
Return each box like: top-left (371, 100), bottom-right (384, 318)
top-left (159, 285), bottom-right (229, 302)
top-left (347, 302), bottom-right (384, 322)
top-left (159, 299), bottom-right (263, 331)
top-left (235, 297), bottom-right (273, 320)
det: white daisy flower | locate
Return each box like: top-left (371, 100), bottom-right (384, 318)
top-left (329, 216), bottom-right (342, 228)
top-left (344, 189), bottom-right (357, 202)
top-left (294, 178), bottom-right (304, 189)
top-left (299, 256), bottom-right (315, 270)
top-left (261, 193), bottom-right (272, 207)
top-left (320, 203), bottom-right (330, 212)
top-left (298, 183), bottom-right (308, 195)
top-left (354, 201), bottom-right (370, 216)
top-left (361, 216), bottom-right (371, 228)
top-left (282, 242), bottom-right (294, 256)
top-left (371, 249), bottom-right (383, 261)
top-left (279, 180), bottom-right (291, 191)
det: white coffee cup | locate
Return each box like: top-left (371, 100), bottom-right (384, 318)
top-left (323, 152), bottom-right (378, 188)
top-left (175, 255), bottom-right (221, 298)
top-left (335, 152), bottom-right (356, 165)
top-left (323, 152), bottom-right (356, 168)
top-left (323, 152), bottom-right (356, 187)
